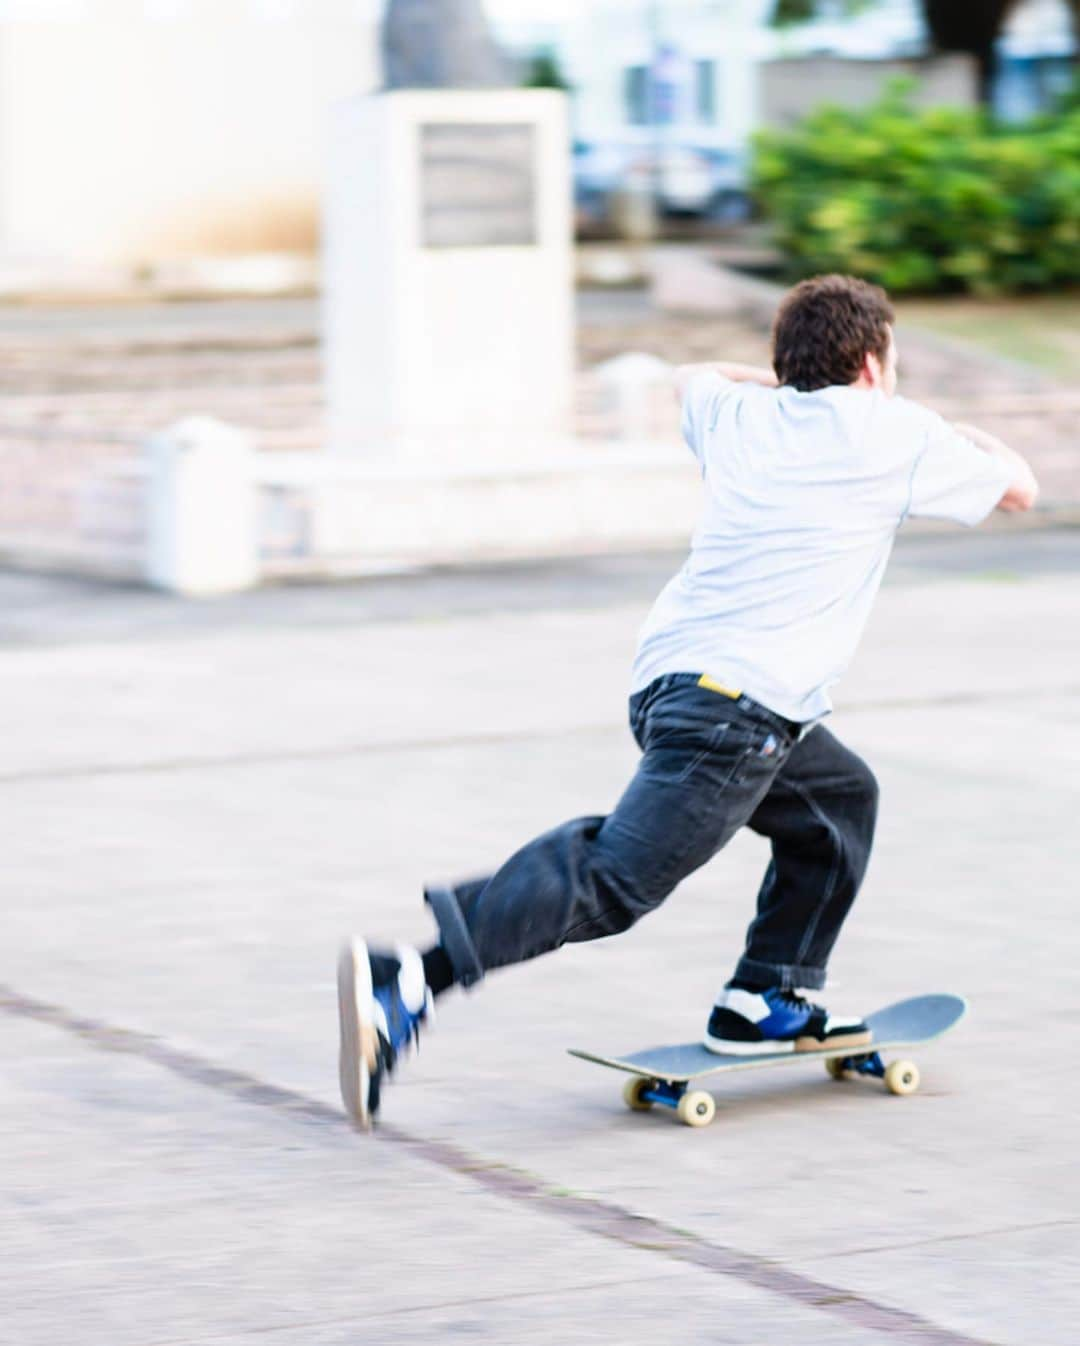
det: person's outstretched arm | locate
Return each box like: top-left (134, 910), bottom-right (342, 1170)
top-left (673, 362), bottom-right (778, 403)
top-left (951, 422), bottom-right (1040, 513)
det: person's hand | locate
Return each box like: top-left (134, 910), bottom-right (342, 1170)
top-left (714, 362), bottom-right (780, 388)
top-left (952, 422), bottom-right (1039, 513)
top-left (673, 362), bottom-right (778, 401)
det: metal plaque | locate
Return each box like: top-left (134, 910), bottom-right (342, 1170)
top-left (420, 122), bottom-right (537, 249)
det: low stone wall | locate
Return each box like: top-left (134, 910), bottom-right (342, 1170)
top-left (0, 430), bottom-right (144, 580)
top-left (2, 284), bottom-right (1075, 594)
top-left (0, 311), bottom-right (695, 588)
top-left (759, 55), bottom-right (976, 129)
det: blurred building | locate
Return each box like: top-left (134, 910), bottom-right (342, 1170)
top-left (511, 0), bottom-right (974, 221)
top-left (504, 0), bottom-right (773, 159)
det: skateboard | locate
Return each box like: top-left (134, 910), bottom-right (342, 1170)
top-left (569, 993), bottom-right (967, 1127)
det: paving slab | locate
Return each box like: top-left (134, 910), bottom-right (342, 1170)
top-left (3, 528), bottom-right (1079, 1344)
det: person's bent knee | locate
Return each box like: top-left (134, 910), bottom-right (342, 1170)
top-left (854, 759), bottom-right (879, 811)
top-left (844, 758), bottom-right (879, 850)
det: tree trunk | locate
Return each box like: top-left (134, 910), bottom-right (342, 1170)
top-left (921, 0), bottom-right (1019, 103)
top-left (1069, 0), bottom-right (1080, 58)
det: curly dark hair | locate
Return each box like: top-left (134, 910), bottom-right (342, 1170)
top-left (772, 275), bottom-right (895, 392)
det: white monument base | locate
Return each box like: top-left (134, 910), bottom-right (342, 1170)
top-left (323, 89), bottom-right (573, 454)
top-left (254, 440), bottom-right (699, 578)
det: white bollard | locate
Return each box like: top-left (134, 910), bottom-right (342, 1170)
top-left (145, 417), bottom-right (258, 596)
top-left (593, 352), bottom-right (673, 442)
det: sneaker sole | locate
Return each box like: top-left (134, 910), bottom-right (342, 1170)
top-left (704, 1034), bottom-right (797, 1056)
top-left (337, 938), bottom-right (377, 1130)
top-left (703, 1029), bottom-right (872, 1057)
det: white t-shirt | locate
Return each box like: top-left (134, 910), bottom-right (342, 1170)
top-left (631, 373), bottom-right (1014, 723)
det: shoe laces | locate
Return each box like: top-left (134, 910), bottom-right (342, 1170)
top-left (772, 988), bottom-right (824, 1015)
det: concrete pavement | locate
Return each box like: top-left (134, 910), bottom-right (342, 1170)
top-left (3, 526), bottom-right (1079, 1344)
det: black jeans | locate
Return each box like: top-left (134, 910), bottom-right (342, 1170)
top-left (427, 673), bottom-right (878, 993)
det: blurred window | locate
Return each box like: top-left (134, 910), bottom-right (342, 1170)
top-left (625, 65), bottom-right (650, 125)
top-left (696, 60), bottom-right (718, 124)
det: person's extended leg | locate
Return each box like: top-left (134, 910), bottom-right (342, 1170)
top-left (704, 725), bottom-right (879, 1054)
top-left (425, 677), bottom-right (791, 984)
top-left (338, 674), bottom-right (791, 1125)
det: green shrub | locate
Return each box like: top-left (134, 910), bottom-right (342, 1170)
top-left (752, 83), bottom-right (1080, 294)
top-left (522, 49), bottom-right (569, 91)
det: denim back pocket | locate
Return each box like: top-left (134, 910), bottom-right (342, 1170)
top-left (641, 716), bottom-right (739, 786)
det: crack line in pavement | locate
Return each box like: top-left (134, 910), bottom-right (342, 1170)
top-left (1, 982), bottom-right (998, 1346)
top-left (3, 683), bottom-right (1080, 787)
top-left (798, 1217), bottom-right (1078, 1264)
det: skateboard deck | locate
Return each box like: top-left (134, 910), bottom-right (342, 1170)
top-left (569, 993), bottom-right (967, 1126)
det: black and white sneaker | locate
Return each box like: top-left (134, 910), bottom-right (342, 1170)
top-left (704, 987), bottom-right (871, 1056)
top-left (337, 937), bottom-right (433, 1129)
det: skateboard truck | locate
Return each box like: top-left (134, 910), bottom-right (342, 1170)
top-left (824, 1050), bottom-right (920, 1094)
top-left (839, 1050), bottom-right (885, 1079)
top-left (637, 1079), bottom-right (687, 1109)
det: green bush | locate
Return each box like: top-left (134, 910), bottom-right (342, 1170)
top-left (752, 83), bottom-right (1080, 294)
top-left (522, 49), bottom-right (569, 91)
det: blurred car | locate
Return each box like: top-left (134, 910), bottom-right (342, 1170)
top-left (573, 139), bottom-right (752, 226)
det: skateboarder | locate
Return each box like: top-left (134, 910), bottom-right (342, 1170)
top-left (338, 273), bottom-right (1038, 1128)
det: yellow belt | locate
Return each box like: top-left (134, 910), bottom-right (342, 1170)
top-left (697, 674), bottom-right (742, 700)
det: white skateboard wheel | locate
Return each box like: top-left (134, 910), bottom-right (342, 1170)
top-left (622, 1077), bottom-right (654, 1111)
top-left (884, 1060), bottom-right (920, 1095)
top-left (677, 1090), bottom-right (716, 1127)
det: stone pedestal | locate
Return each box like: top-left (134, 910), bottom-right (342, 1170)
top-left (323, 89), bottom-right (573, 455)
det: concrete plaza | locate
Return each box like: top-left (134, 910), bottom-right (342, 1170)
top-left (3, 523), bottom-right (1079, 1344)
